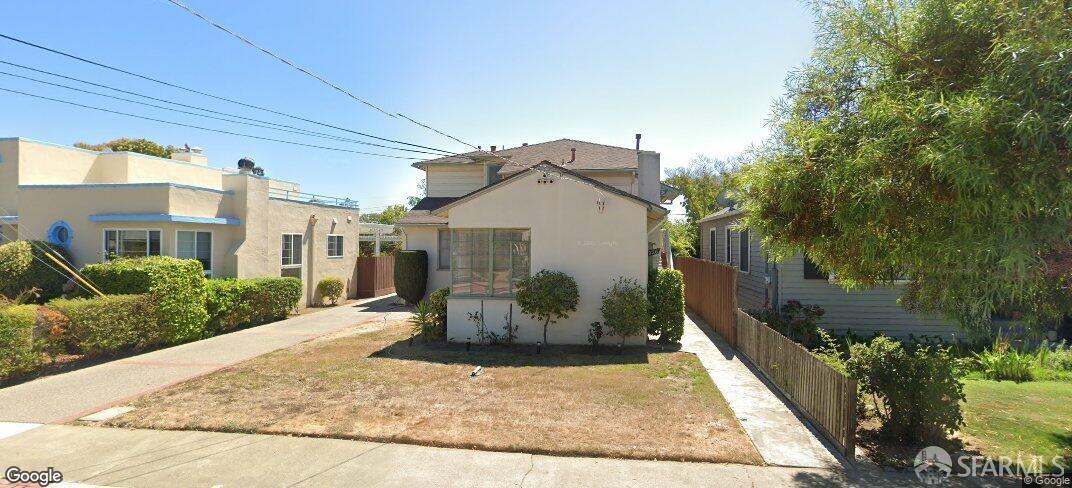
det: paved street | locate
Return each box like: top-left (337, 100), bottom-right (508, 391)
top-left (0, 295), bottom-right (406, 424)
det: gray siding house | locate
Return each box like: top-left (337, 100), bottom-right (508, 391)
top-left (698, 207), bottom-right (956, 339)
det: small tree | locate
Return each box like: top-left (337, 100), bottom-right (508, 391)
top-left (515, 270), bottom-right (578, 345)
top-left (601, 277), bottom-right (649, 346)
top-left (647, 268), bottom-right (685, 343)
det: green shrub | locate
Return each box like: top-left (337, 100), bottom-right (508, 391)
top-left (81, 257), bottom-right (208, 344)
top-left (204, 279), bottom-right (256, 334)
top-left (428, 287), bottom-right (450, 330)
top-left (48, 295), bottom-right (161, 355)
top-left (516, 270), bottom-right (579, 345)
top-left (394, 250), bottom-right (428, 305)
top-left (203, 277), bottom-right (303, 334)
top-left (0, 305), bottom-right (41, 379)
top-left (647, 268), bottom-right (685, 343)
top-left (245, 277), bottom-right (302, 323)
top-left (601, 277), bottom-right (649, 346)
top-left (0, 240), bottom-right (74, 302)
top-left (973, 336), bottom-right (1035, 382)
top-left (1042, 340), bottom-right (1072, 371)
top-left (410, 300), bottom-right (437, 341)
top-left (316, 277), bottom-right (345, 305)
top-left (845, 336), bottom-right (965, 442)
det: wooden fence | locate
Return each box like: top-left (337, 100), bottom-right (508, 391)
top-left (736, 309), bottom-right (857, 456)
top-left (675, 256), bottom-right (738, 346)
top-left (356, 255), bottom-right (395, 298)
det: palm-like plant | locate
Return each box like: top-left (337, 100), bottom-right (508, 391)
top-left (409, 300), bottom-right (437, 342)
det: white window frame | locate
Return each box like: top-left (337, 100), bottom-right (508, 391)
top-left (725, 226), bottom-right (732, 264)
top-left (739, 229), bottom-right (750, 273)
top-left (102, 228), bottom-right (163, 261)
top-left (281, 233), bottom-right (303, 268)
top-left (327, 234), bottom-right (344, 259)
top-left (176, 230), bottom-right (214, 277)
top-left (437, 228), bottom-right (451, 269)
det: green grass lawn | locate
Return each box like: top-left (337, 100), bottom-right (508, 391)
top-left (960, 379), bottom-right (1072, 464)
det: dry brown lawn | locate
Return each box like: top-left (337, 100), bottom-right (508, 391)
top-left (104, 320), bottom-right (762, 464)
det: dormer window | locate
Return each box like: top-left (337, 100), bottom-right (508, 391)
top-left (486, 163), bottom-right (504, 185)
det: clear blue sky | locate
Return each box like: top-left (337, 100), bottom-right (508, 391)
top-left (0, 0), bottom-right (815, 214)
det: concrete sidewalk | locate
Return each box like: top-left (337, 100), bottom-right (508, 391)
top-left (0, 295), bottom-right (407, 424)
top-left (678, 310), bottom-right (842, 469)
top-left (0, 424), bottom-right (992, 488)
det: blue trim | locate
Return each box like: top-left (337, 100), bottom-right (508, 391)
top-left (18, 183), bottom-right (233, 195)
top-left (268, 197), bottom-right (360, 210)
top-left (89, 214), bottom-right (240, 226)
top-left (47, 220), bottom-right (74, 247)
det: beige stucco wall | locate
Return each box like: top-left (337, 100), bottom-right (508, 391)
top-left (443, 170), bottom-right (650, 345)
top-left (400, 225), bottom-right (451, 297)
top-left (0, 140), bottom-right (20, 215)
top-left (267, 199), bottom-right (360, 306)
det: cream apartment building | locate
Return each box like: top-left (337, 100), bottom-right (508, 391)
top-left (0, 137), bottom-right (360, 306)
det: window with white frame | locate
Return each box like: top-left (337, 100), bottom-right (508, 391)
top-left (739, 229), bottom-right (750, 273)
top-left (451, 229), bottom-right (530, 296)
top-left (327, 234), bottom-right (344, 258)
top-left (177, 230), bottom-right (212, 275)
top-left (281, 233), bottom-right (303, 267)
top-left (437, 229), bottom-right (451, 269)
top-left (724, 226), bottom-right (732, 263)
top-left (104, 229), bottom-right (161, 260)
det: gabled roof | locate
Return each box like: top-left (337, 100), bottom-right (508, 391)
top-left (432, 162), bottom-right (669, 217)
top-left (698, 206), bottom-right (746, 223)
top-left (413, 139), bottom-right (647, 176)
top-left (410, 196), bottom-right (459, 211)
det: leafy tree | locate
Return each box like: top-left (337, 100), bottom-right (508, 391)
top-left (515, 270), bottom-right (579, 345)
top-left (737, 0), bottom-right (1072, 332)
top-left (360, 204), bottom-right (407, 256)
top-left (665, 219), bottom-right (696, 258)
top-left (665, 155), bottom-right (739, 256)
top-left (74, 138), bottom-right (175, 158)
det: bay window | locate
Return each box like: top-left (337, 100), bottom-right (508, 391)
top-left (451, 228), bottom-right (530, 296)
top-left (104, 229), bottom-right (161, 260)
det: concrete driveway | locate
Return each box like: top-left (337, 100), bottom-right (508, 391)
top-left (0, 295), bottom-right (407, 424)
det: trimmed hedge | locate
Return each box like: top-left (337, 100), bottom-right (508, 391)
top-left (81, 257), bottom-right (208, 344)
top-left (394, 250), bottom-right (428, 305)
top-left (316, 277), bottom-right (345, 305)
top-left (647, 268), bottom-right (685, 343)
top-left (0, 240), bottom-right (74, 302)
top-left (49, 294), bottom-right (161, 355)
top-left (205, 277), bottom-right (302, 334)
top-left (0, 305), bottom-right (40, 379)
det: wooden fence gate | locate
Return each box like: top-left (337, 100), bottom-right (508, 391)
top-left (356, 255), bottom-right (395, 298)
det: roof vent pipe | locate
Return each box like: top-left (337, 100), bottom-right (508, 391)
top-left (491, 145), bottom-right (497, 152)
top-left (566, 148), bottom-right (576, 164)
top-left (635, 133), bottom-right (641, 151)
top-left (238, 157), bottom-right (256, 174)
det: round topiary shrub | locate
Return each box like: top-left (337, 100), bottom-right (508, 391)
top-left (317, 277), bottom-right (345, 305)
top-left (515, 270), bottom-right (579, 345)
top-left (601, 276), bottom-right (649, 346)
top-left (394, 250), bottom-right (428, 306)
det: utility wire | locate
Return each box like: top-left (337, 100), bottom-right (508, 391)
top-left (0, 85), bottom-right (426, 160)
top-left (0, 67), bottom-right (450, 157)
top-left (163, 0), bottom-right (394, 117)
top-left (0, 60), bottom-right (451, 156)
top-left (0, 32), bottom-right (453, 154)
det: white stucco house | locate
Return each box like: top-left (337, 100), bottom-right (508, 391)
top-left (398, 137), bottom-right (678, 345)
top-left (0, 137), bottom-right (362, 307)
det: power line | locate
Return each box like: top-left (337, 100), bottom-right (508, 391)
top-left (0, 66), bottom-right (451, 157)
top-left (163, 0), bottom-right (394, 117)
top-left (0, 85), bottom-right (426, 160)
top-left (0, 32), bottom-right (453, 154)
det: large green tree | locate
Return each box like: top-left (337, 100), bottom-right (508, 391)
top-left (665, 155), bottom-right (739, 256)
top-left (737, 0), bottom-right (1072, 332)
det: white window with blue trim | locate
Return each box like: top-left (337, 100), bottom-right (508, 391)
top-left (104, 229), bottom-right (161, 260)
top-left (177, 230), bottom-right (212, 276)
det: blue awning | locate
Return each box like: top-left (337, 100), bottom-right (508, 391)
top-left (89, 213), bottom-right (240, 226)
